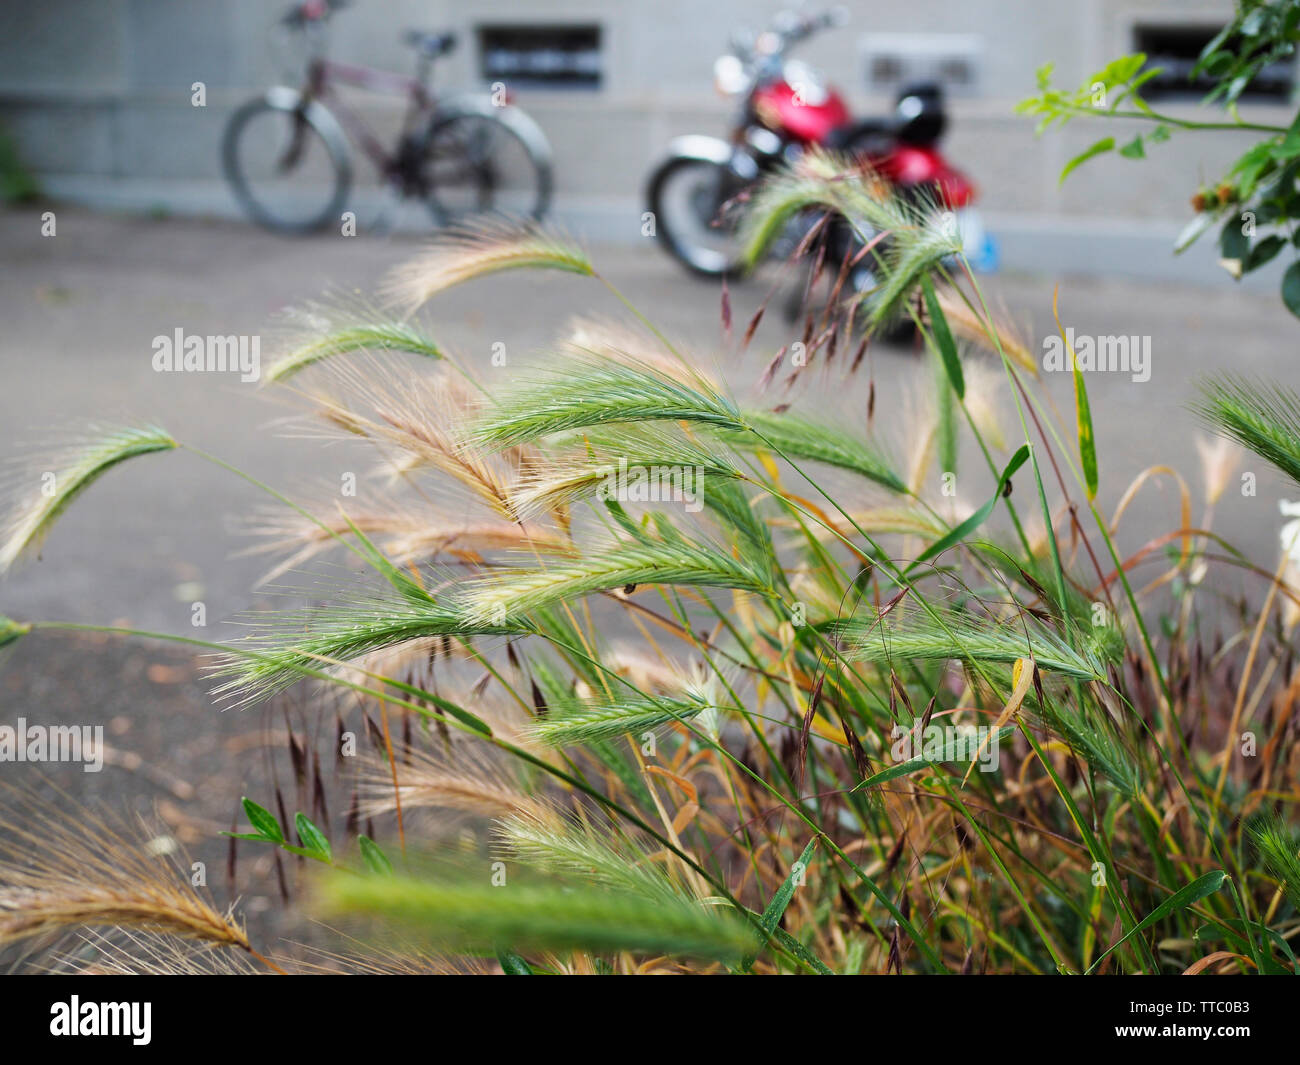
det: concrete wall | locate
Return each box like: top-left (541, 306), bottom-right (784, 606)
top-left (0, 0), bottom-right (1289, 279)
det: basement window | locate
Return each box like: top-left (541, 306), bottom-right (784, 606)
top-left (477, 25), bottom-right (602, 88)
top-left (1133, 23), bottom-right (1294, 101)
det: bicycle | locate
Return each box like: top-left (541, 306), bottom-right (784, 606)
top-left (222, 0), bottom-right (554, 233)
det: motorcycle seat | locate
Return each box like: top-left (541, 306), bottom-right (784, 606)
top-left (894, 82), bottom-right (947, 145)
top-left (825, 118), bottom-right (896, 151)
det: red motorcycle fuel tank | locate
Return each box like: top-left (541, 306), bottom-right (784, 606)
top-left (873, 145), bottom-right (976, 207)
top-left (752, 79), bottom-right (851, 143)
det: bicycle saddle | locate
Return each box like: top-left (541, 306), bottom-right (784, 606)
top-left (403, 30), bottom-right (457, 58)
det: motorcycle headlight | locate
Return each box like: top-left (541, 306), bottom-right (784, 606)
top-left (713, 55), bottom-right (748, 97)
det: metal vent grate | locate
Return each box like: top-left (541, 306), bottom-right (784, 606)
top-left (1133, 23), bottom-right (1294, 101)
top-left (477, 24), bottom-right (602, 89)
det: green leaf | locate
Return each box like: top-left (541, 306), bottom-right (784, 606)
top-left (1270, 131), bottom-right (1300, 163)
top-left (1248, 234), bottom-right (1286, 270)
top-left (1233, 141), bottom-right (1277, 200)
top-left (1118, 135), bottom-right (1145, 159)
top-left (407, 688), bottom-right (493, 737)
top-left (496, 949), bottom-right (533, 974)
top-left (1086, 870), bottom-right (1229, 974)
top-left (742, 838), bottom-right (820, 970)
top-left (603, 497), bottom-right (642, 538)
top-left (769, 924), bottom-right (834, 975)
top-left (1124, 68), bottom-right (1162, 113)
top-left (241, 797), bottom-right (283, 844)
top-left (907, 445), bottom-right (1030, 573)
top-left (853, 756), bottom-right (936, 791)
top-left (1092, 54), bottom-right (1147, 91)
top-left (760, 841), bottom-right (817, 940)
top-left (851, 729), bottom-right (1016, 791)
top-left (1282, 261), bottom-right (1300, 318)
top-left (294, 812), bottom-right (332, 863)
top-left (1055, 305), bottom-right (1099, 500)
top-left (921, 276), bottom-right (964, 399)
top-left (932, 349), bottom-right (958, 478)
top-left (1201, 51), bottom-right (1236, 78)
top-left (1075, 380), bottom-right (1099, 501)
top-left (1240, 8), bottom-right (1266, 36)
top-left (1060, 137), bottom-right (1115, 185)
top-left (1174, 213), bottom-right (1213, 254)
top-left (1220, 215), bottom-right (1251, 268)
top-left (336, 511), bottom-right (432, 606)
top-left (358, 835), bottom-right (393, 875)
top-left (1195, 24), bottom-right (1236, 73)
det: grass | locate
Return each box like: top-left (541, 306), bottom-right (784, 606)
top-left (0, 426), bottom-right (176, 572)
top-left (4, 171), bottom-right (1300, 975)
top-left (262, 301), bottom-right (443, 383)
top-left (0, 788), bottom-right (253, 959)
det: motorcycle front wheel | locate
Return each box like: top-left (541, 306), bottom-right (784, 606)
top-left (646, 156), bottom-right (750, 277)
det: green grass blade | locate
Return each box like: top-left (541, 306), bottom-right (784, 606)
top-left (263, 319), bottom-right (442, 383)
top-left (907, 444), bottom-right (1029, 573)
top-left (1053, 291), bottom-right (1099, 499)
top-left (922, 276), bottom-right (964, 399)
top-left (739, 410), bottom-right (906, 493)
top-left (318, 873), bottom-right (753, 961)
top-left (0, 426), bottom-right (177, 572)
top-left (1085, 870), bottom-right (1228, 974)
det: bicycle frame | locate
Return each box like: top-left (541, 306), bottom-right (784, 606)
top-left (225, 6), bottom-right (555, 230)
top-left (301, 55), bottom-right (436, 179)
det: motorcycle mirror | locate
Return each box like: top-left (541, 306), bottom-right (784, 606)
top-left (728, 28), bottom-right (755, 55)
top-left (771, 11), bottom-right (803, 35)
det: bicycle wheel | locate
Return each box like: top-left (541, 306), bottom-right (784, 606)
top-left (419, 105), bottom-right (552, 225)
top-left (222, 90), bottom-right (352, 233)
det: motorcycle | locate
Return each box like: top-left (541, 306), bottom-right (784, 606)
top-left (645, 7), bottom-right (993, 294)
